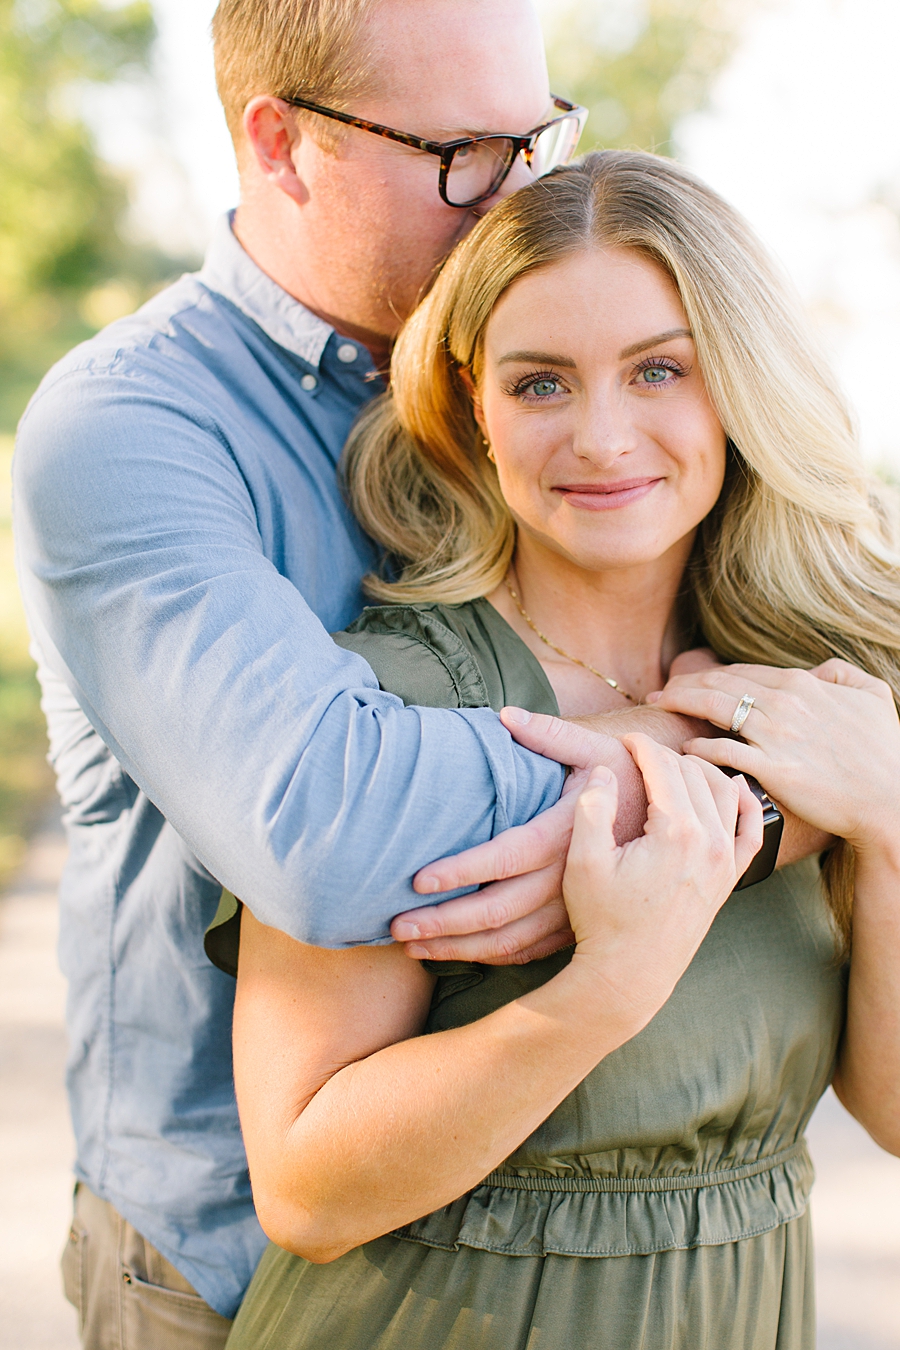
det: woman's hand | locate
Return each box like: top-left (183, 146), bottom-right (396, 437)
top-left (562, 734), bottom-right (762, 1034)
top-left (647, 659), bottom-right (900, 857)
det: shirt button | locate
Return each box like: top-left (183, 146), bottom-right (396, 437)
top-left (300, 373), bottom-right (318, 391)
top-left (337, 343), bottom-right (358, 363)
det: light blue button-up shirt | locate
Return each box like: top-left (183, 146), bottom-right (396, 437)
top-left (12, 216), bottom-right (563, 1317)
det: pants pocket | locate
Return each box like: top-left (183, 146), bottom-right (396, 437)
top-left (121, 1267), bottom-right (231, 1350)
top-left (61, 1217), bottom-right (87, 1333)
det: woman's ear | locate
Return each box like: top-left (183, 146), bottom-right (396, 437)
top-left (242, 96), bottom-right (309, 207)
top-left (458, 367), bottom-right (487, 437)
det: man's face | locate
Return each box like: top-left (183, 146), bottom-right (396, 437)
top-left (284, 0), bottom-right (551, 351)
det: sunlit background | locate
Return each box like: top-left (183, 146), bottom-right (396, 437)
top-left (1, 4), bottom-right (900, 1346)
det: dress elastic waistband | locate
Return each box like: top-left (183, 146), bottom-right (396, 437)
top-left (396, 1139), bottom-right (813, 1258)
top-left (480, 1140), bottom-right (807, 1194)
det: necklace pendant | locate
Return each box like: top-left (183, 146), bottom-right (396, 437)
top-left (504, 572), bottom-right (636, 705)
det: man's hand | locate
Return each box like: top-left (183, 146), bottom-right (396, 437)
top-left (391, 702), bottom-right (708, 964)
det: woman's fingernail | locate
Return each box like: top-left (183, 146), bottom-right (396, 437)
top-left (405, 944), bottom-right (429, 959)
top-left (392, 921), bottom-right (422, 939)
top-left (415, 875), bottom-right (441, 894)
top-left (645, 690), bottom-right (662, 703)
top-left (502, 706), bottom-right (533, 726)
top-left (588, 766), bottom-right (614, 787)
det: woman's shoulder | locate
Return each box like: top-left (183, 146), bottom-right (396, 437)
top-left (333, 601), bottom-right (493, 710)
top-left (333, 598), bottom-right (559, 716)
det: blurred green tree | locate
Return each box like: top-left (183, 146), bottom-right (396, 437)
top-left (0, 0), bottom-right (184, 429)
top-left (543, 0), bottom-right (745, 156)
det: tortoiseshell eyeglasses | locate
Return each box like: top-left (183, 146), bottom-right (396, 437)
top-left (279, 93), bottom-right (588, 208)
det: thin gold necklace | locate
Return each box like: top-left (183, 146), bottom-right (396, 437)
top-left (503, 571), bottom-right (636, 703)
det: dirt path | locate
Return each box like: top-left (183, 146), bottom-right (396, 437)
top-left (1, 814), bottom-right (898, 1349)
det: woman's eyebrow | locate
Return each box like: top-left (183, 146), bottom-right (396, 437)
top-left (619, 328), bottom-right (693, 359)
top-left (497, 351), bottom-right (577, 367)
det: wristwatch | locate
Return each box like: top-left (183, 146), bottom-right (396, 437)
top-left (728, 772), bottom-right (784, 891)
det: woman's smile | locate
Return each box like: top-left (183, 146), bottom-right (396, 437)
top-left (553, 476), bottom-right (663, 510)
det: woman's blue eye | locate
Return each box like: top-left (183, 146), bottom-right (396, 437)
top-left (640, 365), bottom-right (671, 384)
top-left (530, 378), bottom-right (559, 397)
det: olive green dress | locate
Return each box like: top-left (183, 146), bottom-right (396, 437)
top-left (208, 598), bottom-right (846, 1350)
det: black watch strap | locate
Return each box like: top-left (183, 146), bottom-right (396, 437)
top-left (728, 772), bottom-right (784, 890)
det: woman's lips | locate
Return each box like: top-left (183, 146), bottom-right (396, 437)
top-left (553, 478), bottom-right (662, 510)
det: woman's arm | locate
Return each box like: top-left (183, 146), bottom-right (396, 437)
top-left (650, 658), bottom-right (900, 1155)
top-left (234, 737), bottom-right (762, 1263)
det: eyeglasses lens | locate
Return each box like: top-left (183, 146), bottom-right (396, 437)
top-left (445, 137), bottom-right (517, 207)
top-left (529, 117), bottom-right (582, 177)
top-left (444, 115), bottom-right (583, 207)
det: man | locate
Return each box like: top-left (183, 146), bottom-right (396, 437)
top-left (13, 1), bottom-right (817, 1346)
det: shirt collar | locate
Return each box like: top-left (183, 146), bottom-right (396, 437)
top-left (199, 211), bottom-right (334, 369)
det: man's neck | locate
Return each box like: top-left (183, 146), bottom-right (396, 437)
top-left (232, 204), bottom-right (393, 371)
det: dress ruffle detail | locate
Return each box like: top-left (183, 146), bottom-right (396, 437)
top-left (394, 1142), bottom-right (813, 1258)
top-left (341, 606), bottom-right (492, 708)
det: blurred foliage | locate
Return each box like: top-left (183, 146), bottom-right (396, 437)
top-left (0, 0), bottom-right (189, 431)
top-left (544, 0), bottom-right (746, 156)
top-left (0, 435), bottom-right (53, 886)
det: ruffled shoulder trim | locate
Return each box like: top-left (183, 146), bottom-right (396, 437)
top-left (394, 1141), bottom-right (813, 1258)
top-left (335, 605), bottom-right (490, 709)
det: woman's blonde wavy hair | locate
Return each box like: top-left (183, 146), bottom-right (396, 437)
top-left (343, 150), bottom-right (900, 947)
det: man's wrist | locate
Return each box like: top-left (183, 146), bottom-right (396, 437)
top-left (587, 736), bottom-right (647, 845)
top-left (570, 705), bottom-right (710, 754)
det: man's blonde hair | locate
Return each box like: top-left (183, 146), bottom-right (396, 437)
top-left (212, 0), bottom-right (375, 149)
top-left (344, 149), bottom-right (900, 947)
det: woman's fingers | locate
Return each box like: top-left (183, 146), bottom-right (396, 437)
top-left (622, 735), bottom-right (760, 890)
top-left (409, 790), bottom-right (576, 897)
top-left (670, 757), bottom-right (764, 880)
top-left (569, 766), bottom-right (619, 859)
top-left (648, 675), bottom-right (769, 735)
top-left (680, 735), bottom-right (768, 779)
top-left (733, 774), bottom-right (766, 877)
top-left (811, 657), bottom-right (895, 702)
top-left (564, 766), bottom-right (620, 901)
top-left (680, 755), bottom-right (741, 838)
top-left (619, 733), bottom-right (696, 820)
top-left (402, 891), bottom-right (575, 965)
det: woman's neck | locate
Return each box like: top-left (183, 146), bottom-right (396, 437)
top-left (487, 535), bottom-right (693, 717)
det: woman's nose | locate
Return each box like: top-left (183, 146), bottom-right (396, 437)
top-left (573, 389), bottom-right (640, 464)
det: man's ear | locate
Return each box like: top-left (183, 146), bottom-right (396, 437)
top-left (458, 366), bottom-right (487, 437)
top-left (242, 96), bottom-right (309, 206)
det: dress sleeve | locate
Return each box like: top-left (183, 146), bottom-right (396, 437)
top-left (333, 606), bottom-right (493, 710)
top-left (205, 890), bottom-right (241, 977)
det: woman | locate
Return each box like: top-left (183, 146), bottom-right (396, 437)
top-left (209, 151), bottom-right (900, 1349)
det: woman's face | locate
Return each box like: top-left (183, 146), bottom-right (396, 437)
top-left (474, 247), bottom-right (727, 576)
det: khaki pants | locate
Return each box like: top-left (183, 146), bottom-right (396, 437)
top-left (61, 1183), bottom-right (233, 1350)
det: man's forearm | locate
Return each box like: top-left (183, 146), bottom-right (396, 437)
top-left (570, 706), bottom-right (709, 843)
top-left (571, 705), bottom-right (709, 750)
